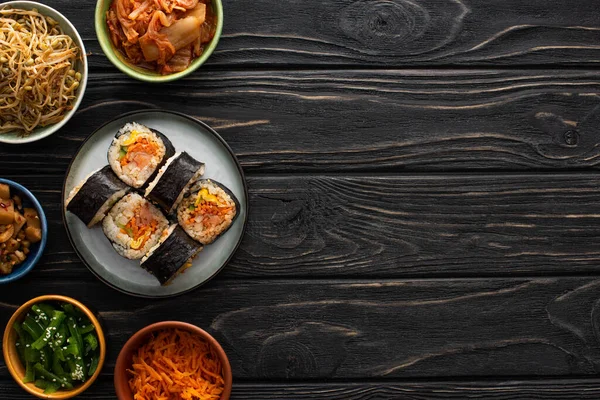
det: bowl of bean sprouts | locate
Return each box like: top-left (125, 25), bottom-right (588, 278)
top-left (0, 1), bottom-right (88, 144)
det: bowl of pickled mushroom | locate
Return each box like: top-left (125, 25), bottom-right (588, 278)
top-left (0, 179), bottom-right (47, 284)
top-left (0, 1), bottom-right (88, 144)
top-left (95, 0), bottom-right (223, 82)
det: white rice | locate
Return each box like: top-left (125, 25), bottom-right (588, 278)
top-left (102, 193), bottom-right (169, 259)
top-left (87, 188), bottom-right (130, 228)
top-left (108, 122), bottom-right (166, 188)
top-left (177, 181), bottom-right (237, 244)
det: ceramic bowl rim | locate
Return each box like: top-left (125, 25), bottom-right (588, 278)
top-left (2, 295), bottom-right (107, 399)
top-left (94, 0), bottom-right (223, 83)
top-left (0, 0), bottom-right (88, 144)
top-left (114, 321), bottom-right (232, 400)
top-left (0, 178), bottom-right (48, 284)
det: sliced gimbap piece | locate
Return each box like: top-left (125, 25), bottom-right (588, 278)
top-left (108, 122), bottom-right (175, 189)
top-left (141, 225), bottom-right (203, 285)
top-left (144, 152), bottom-right (205, 214)
top-left (177, 179), bottom-right (239, 245)
top-left (65, 165), bottom-right (131, 227)
top-left (102, 193), bottom-right (169, 259)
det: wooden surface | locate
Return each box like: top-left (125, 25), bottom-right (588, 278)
top-left (5, 378), bottom-right (600, 399)
top-left (5, 70), bottom-right (600, 173)
top-left (2, 0), bottom-right (600, 399)
top-left (6, 277), bottom-right (600, 378)
top-left (40, 0), bottom-right (600, 67)
top-left (10, 173), bottom-right (600, 279)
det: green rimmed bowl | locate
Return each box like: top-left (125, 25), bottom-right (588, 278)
top-left (94, 0), bottom-right (223, 83)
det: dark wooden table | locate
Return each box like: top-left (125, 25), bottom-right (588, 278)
top-left (4, 0), bottom-right (600, 398)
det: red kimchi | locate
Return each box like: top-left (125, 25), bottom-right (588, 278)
top-left (106, 0), bottom-right (217, 75)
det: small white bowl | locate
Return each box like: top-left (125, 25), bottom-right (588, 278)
top-left (0, 1), bottom-right (88, 144)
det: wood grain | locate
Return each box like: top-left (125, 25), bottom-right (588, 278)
top-left (235, 173), bottom-right (600, 278)
top-left (4, 70), bottom-right (600, 173)
top-left (5, 378), bottom-right (600, 399)
top-left (7, 172), bottom-right (600, 279)
top-left (3, 0), bottom-right (600, 394)
top-left (2, 278), bottom-right (600, 379)
top-left (48, 0), bottom-right (600, 67)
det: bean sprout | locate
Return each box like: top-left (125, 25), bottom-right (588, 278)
top-left (0, 8), bottom-right (81, 136)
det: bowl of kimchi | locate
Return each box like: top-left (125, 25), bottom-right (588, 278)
top-left (95, 0), bottom-right (222, 82)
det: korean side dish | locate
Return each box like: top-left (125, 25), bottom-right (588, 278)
top-left (12, 301), bottom-right (101, 394)
top-left (65, 122), bottom-right (239, 285)
top-left (0, 184), bottom-right (42, 275)
top-left (128, 329), bottom-right (224, 399)
top-left (0, 7), bottom-right (82, 136)
top-left (106, 0), bottom-right (217, 75)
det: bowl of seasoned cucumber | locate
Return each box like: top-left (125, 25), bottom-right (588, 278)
top-left (3, 295), bottom-right (106, 399)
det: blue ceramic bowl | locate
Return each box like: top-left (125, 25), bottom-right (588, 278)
top-left (0, 179), bottom-right (47, 284)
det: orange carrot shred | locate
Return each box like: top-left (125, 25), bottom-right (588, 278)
top-left (128, 329), bottom-right (224, 400)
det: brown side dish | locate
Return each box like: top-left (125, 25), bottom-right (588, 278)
top-left (106, 0), bottom-right (217, 75)
top-left (0, 7), bottom-right (82, 136)
top-left (0, 183), bottom-right (42, 275)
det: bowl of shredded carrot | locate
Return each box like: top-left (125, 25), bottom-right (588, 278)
top-left (114, 321), bottom-right (232, 400)
top-left (95, 0), bottom-right (222, 82)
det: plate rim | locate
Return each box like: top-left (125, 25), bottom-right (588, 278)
top-left (61, 109), bottom-right (249, 298)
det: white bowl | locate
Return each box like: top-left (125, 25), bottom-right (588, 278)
top-left (0, 1), bottom-right (88, 144)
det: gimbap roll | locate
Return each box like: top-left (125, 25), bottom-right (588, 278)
top-left (140, 225), bottom-right (203, 285)
top-left (177, 179), bottom-right (239, 245)
top-left (108, 122), bottom-right (175, 189)
top-left (144, 152), bottom-right (205, 214)
top-left (102, 193), bottom-right (169, 259)
top-left (65, 166), bottom-right (131, 227)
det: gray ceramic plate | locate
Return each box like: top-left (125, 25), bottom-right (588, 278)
top-left (62, 110), bottom-right (247, 298)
